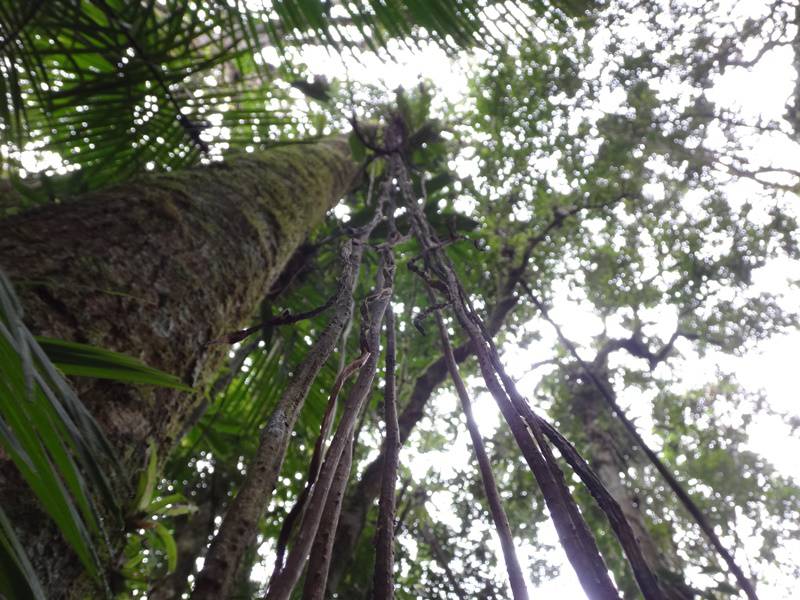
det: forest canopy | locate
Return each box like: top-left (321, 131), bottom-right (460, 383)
top-left (0, 1), bottom-right (798, 599)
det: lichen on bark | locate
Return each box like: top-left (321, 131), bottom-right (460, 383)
top-left (0, 137), bottom-right (358, 596)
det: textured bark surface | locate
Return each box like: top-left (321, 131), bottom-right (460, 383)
top-left (265, 253), bottom-right (393, 600)
top-left (570, 365), bottom-right (693, 600)
top-left (302, 436), bottom-right (354, 600)
top-left (432, 306), bottom-right (528, 600)
top-left (0, 138), bottom-right (358, 596)
top-left (371, 309), bottom-right (400, 600)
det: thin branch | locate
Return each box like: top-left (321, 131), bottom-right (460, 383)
top-left (400, 159), bottom-right (619, 599)
top-left (418, 521), bottom-right (468, 599)
top-left (265, 245), bottom-right (395, 600)
top-left (208, 294), bottom-right (337, 345)
top-left (269, 350), bottom-right (369, 579)
top-left (302, 436), bottom-right (355, 600)
top-left (534, 417), bottom-right (664, 598)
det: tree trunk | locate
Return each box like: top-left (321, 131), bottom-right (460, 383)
top-left (0, 138), bottom-right (358, 596)
top-left (569, 365), bottom-right (694, 600)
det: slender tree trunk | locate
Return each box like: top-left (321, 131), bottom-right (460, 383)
top-left (371, 310), bottom-right (400, 600)
top-left (0, 138), bottom-right (358, 596)
top-left (569, 364), bottom-right (694, 600)
top-left (191, 237), bottom-right (364, 600)
top-left (432, 306), bottom-right (528, 600)
top-left (265, 250), bottom-right (393, 600)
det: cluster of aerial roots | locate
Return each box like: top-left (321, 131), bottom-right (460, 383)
top-left (191, 115), bottom-right (758, 600)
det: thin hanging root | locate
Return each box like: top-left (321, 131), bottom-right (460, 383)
top-left (269, 350), bottom-right (370, 580)
top-left (397, 154), bottom-right (621, 599)
top-left (265, 234), bottom-right (397, 600)
top-left (527, 289), bottom-right (759, 600)
top-left (302, 435), bottom-right (355, 600)
top-left (534, 417), bottom-right (664, 598)
top-left (429, 294), bottom-right (529, 600)
top-left (207, 293), bottom-right (338, 345)
top-left (372, 308), bottom-right (400, 600)
top-left (192, 239), bottom-right (365, 600)
top-left (481, 333), bottom-right (620, 595)
top-left (278, 162), bottom-right (406, 599)
top-left (193, 166), bottom-right (393, 600)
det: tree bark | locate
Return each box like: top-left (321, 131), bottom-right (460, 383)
top-left (191, 237), bottom-right (365, 600)
top-left (302, 436), bottom-right (354, 600)
top-left (432, 306), bottom-right (528, 600)
top-left (371, 309), bottom-right (400, 600)
top-left (569, 364), bottom-right (694, 600)
top-left (0, 138), bottom-right (358, 596)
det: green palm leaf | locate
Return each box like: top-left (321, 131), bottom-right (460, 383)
top-left (0, 0), bottom-right (588, 200)
top-left (0, 271), bottom-right (193, 597)
top-left (0, 272), bottom-right (115, 595)
top-left (37, 336), bottom-right (191, 390)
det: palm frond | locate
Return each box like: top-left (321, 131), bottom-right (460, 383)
top-left (0, 508), bottom-right (47, 600)
top-left (0, 0), bottom-right (591, 200)
top-left (37, 336), bottom-right (191, 390)
top-left (0, 271), bottom-right (201, 597)
top-left (0, 271), bottom-right (118, 595)
top-left (0, 0), bottom-right (289, 199)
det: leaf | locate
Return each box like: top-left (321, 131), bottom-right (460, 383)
top-left (133, 442), bottom-right (159, 514)
top-left (152, 522), bottom-right (178, 574)
top-left (144, 494), bottom-right (188, 515)
top-left (37, 337), bottom-right (191, 391)
top-left (0, 508), bottom-right (46, 600)
top-left (348, 131), bottom-right (367, 163)
top-left (159, 505), bottom-right (199, 518)
top-left (0, 272), bottom-right (120, 588)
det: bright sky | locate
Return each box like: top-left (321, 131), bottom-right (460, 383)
top-left (284, 5), bottom-right (800, 599)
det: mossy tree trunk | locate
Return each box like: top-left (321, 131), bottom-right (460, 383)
top-left (569, 365), bottom-right (695, 600)
top-left (0, 138), bottom-right (358, 596)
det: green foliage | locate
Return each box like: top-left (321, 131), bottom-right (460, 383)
top-left (0, 0), bottom-right (570, 203)
top-left (2, 0), bottom-right (800, 597)
top-left (38, 336), bottom-right (191, 390)
top-left (0, 271), bottom-right (119, 596)
top-left (0, 509), bottom-right (46, 600)
top-left (0, 272), bottom-right (201, 598)
top-left (117, 484), bottom-right (198, 595)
